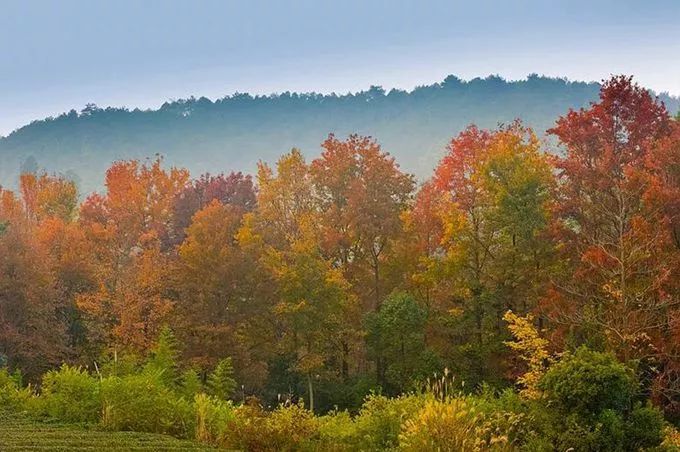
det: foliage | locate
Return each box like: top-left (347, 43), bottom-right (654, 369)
top-left (540, 347), bottom-right (636, 418)
top-left (399, 398), bottom-right (505, 452)
top-left (193, 393), bottom-right (235, 445)
top-left (315, 410), bottom-right (356, 451)
top-left (503, 311), bottom-right (551, 399)
top-left (39, 365), bottom-right (100, 423)
top-left (206, 358), bottom-right (237, 401)
top-left (144, 326), bottom-right (180, 385)
top-left (100, 373), bottom-right (194, 437)
top-left (265, 402), bottom-right (320, 451)
top-left (536, 347), bottom-right (664, 450)
top-left (0, 368), bottom-right (34, 413)
top-left (365, 292), bottom-right (439, 393)
top-left (179, 368), bottom-right (203, 400)
top-left (352, 393), bottom-right (425, 450)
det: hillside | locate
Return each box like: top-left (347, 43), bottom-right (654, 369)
top-left (1, 75), bottom-right (678, 193)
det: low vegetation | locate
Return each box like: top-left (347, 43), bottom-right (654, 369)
top-left (1, 322), bottom-right (678, 450)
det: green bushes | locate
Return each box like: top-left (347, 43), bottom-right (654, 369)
top-left (539, 347), bottom-right (636, 417)
top-left (100, 372), bottom-right (193, 437)
top-left (40, 365), bottom-right (100, 423)
top-left (352, 393), bottom-right (425, 450)
top-left (194, 393), bottom-right (235, 445)
top-left (0, 368), bottom-right (33, 412)
top-left (316, 410), bottom-right (356, 451)
top-left (533, 347), bottom-right (665, 451)
top-left (0, 345), bottom-right (671, 450)
top-left (206, 358), bottom-right (236, 401)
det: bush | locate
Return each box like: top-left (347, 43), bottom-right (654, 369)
top-left (625, 403), bottom-right (665, 449)
top-left (40, 365), bottom-right (100, 423)
top-left (212, 400), bottom-right (320, 452)
top-left (0, 368), bottom-right (33, 413)
top-left (194, 393), bottom-right (235, 445)
top-left (179, 368), bottom-right (203, 400)
top-left (219, 402), bottom-right (269, 450)
top-left (100, 372), bottom-right (193, 437)
top-left (266, 402), bottom-right (320, 451)
top-left (539, 347), bottom-right (636, 418)
top-left (315, 410), bottom-right (356, 451)
top-left (352, 393), bottom-right (425, 450)
top-left (207, 358), bottom-right (237, 401)
top-left (535, 347), bottom-right (665, 451)
top-left (399, 397), bottom-right (517, 452)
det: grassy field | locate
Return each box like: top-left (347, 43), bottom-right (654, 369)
top-left (0, 412), bottom-right (214, 451)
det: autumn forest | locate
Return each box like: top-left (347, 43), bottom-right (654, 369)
top-left (2, 76), bottom-right (680, 450)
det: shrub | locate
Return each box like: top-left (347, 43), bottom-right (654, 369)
top-left (213, 400), bottom-right (319, 452)
top-left (539, 347), bottom-right (636, 418)
top-left (0, 368), bottom-right (33, 413)
top-left (352, 393), bottom-right (425, 450)
top-left (315, 410), bottom-right (356, 451)
top-left (219, 402), bottom-right (269, 451)
top-left (624, 403), bottom-right (665, 449)
top-left (100, 372), bottom-right (193, 437)
top-left (179, 368), bottom-right (203, 400)
top-left (40, 365), bottom-right (100, 423)
top-left (266, 402), bottom-right (320, 451)
top-left (194, 393), bottom-right (235, 445)
top-left (399, 397), bottom-right (517, 452)
top-left (535, 347), bottom-right (665, 450)
top-left (143, 326), bottom-right (180, 386)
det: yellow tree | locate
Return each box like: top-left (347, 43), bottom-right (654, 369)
top-left (244, 149), bottom-right (350, 410)
top-left (0, 187), bottom-right (68, 377)
top-left (175, 199), bottom-right (271, 388)
top-left (425, 123), bottom-right (554, 384)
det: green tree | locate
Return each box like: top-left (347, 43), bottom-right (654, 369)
top-left (144, 326), bottom-right (179, 385)
top-left (207, 358), bottom-right (237, 401)
top-left (365, 292), bottom-right (436, 393)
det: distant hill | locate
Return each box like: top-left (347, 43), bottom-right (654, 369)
top-left (1, 75), bottom-right (678, 194)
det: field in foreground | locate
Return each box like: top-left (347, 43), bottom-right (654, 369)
top-left (0, 413), bottom-right (213, 452)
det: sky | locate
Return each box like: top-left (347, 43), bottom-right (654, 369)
top-left (1, 0), bottom-right (679, 137)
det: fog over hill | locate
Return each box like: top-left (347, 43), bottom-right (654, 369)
top-left (1, 75), bottom-right (678, 194)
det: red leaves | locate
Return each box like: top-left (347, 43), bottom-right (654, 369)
top-left (549, 75), bottom-right (680, 382)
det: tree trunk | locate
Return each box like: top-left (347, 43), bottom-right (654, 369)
top-left (307, 374), bottom-right (314, 413)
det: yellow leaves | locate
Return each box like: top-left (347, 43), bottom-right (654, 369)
top-left (448, 307), bottom-right (464, 318)
top-left (400, 398), bottom-right (512, 452)
top-left (503, 310), bottom-right (551, 399)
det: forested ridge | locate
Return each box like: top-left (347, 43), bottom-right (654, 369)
top-left (2, 76), bottom-right (680, 450)
top-left (1, 74), bottom-right (678, 194)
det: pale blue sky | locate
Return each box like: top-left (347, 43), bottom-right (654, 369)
top-left (1, 0), bottom-right (679, 136)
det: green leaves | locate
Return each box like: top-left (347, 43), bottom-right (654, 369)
top-left (207, 358), bottom-right (237, 401)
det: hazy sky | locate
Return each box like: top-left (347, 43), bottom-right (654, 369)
top-left (1, 0), bottom-right (679, 136)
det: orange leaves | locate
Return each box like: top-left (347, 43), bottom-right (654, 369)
top-left (19, 172), bottom-right (78, 222)
top-left (102, 157), bottom-right (189, 250)
top-left (311, 134), bottom-right (414, 311)
top-left (580, 246), bottom-right (616, 269)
